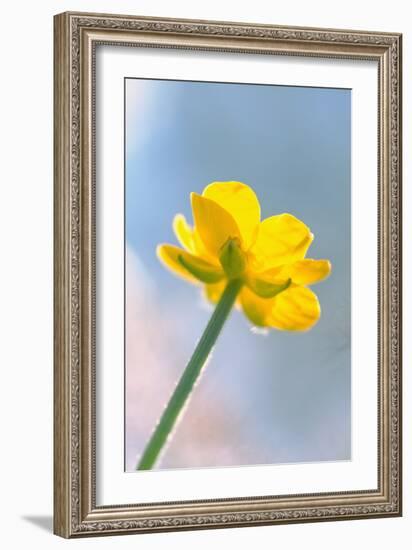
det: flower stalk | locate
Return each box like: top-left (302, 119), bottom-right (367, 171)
top-left (136, 278), bottom-right (243, 470)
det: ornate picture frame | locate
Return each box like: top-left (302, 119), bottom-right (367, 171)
top-left (54, 11), bottom-right (402, 538)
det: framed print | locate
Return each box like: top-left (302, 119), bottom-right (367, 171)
top-left (53, 11), bottom-right (402, 538)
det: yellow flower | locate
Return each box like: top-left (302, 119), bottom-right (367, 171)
top-left (157, 181), bottom-right (331, 331)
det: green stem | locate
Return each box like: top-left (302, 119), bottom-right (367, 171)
top-left (136, 278), bottom-right (243, 470)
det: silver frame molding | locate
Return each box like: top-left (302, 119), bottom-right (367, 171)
top-left (54, 11), bottom-right (402, 538)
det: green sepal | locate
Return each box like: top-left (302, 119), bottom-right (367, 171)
top-left (246, 277), bottom-right (291, 298)
top-left (178, 254), bottom-right (224, 284)
top-left (219, 237), bottom-right (247, 279)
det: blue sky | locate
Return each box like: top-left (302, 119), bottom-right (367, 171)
top-left (125, 77), bottom-right (351, 471)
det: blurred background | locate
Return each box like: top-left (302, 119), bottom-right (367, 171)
top-left (125, 78), bottom-right (351, 472)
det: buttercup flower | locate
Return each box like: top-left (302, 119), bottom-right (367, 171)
top-left (138, 181), bottom-right (332, 469)
top-left (157, 181), bottom-right (331, 331)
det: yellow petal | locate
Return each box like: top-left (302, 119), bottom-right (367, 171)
top-left (251, 214), bottom-right (314, 270)
top-left (191, 193), bottom-right (242, 257)
top-left (240, 286), bottom-right (273, 327)
top-left (203, 181), bottom-right (260, 249)
top-left (203, 280), bottom-right (226, 304)
top-left (157, 244), bottom-right (199, 284)
top-left (157, 245), bottom-right (223, 284)
top-left (240, 284), bottom-right (321, 331)
top-left (173, 213), bottom-right (220, 266)
top-left (279, 259), bottom-right (332, 285)
top-left (268, 285), bottom-right (320, 331)
top-left (173, 214), bottom-right (197, 254)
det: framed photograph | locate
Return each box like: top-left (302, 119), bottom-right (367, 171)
top-left (53, 11), bottom-right (402, 538)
